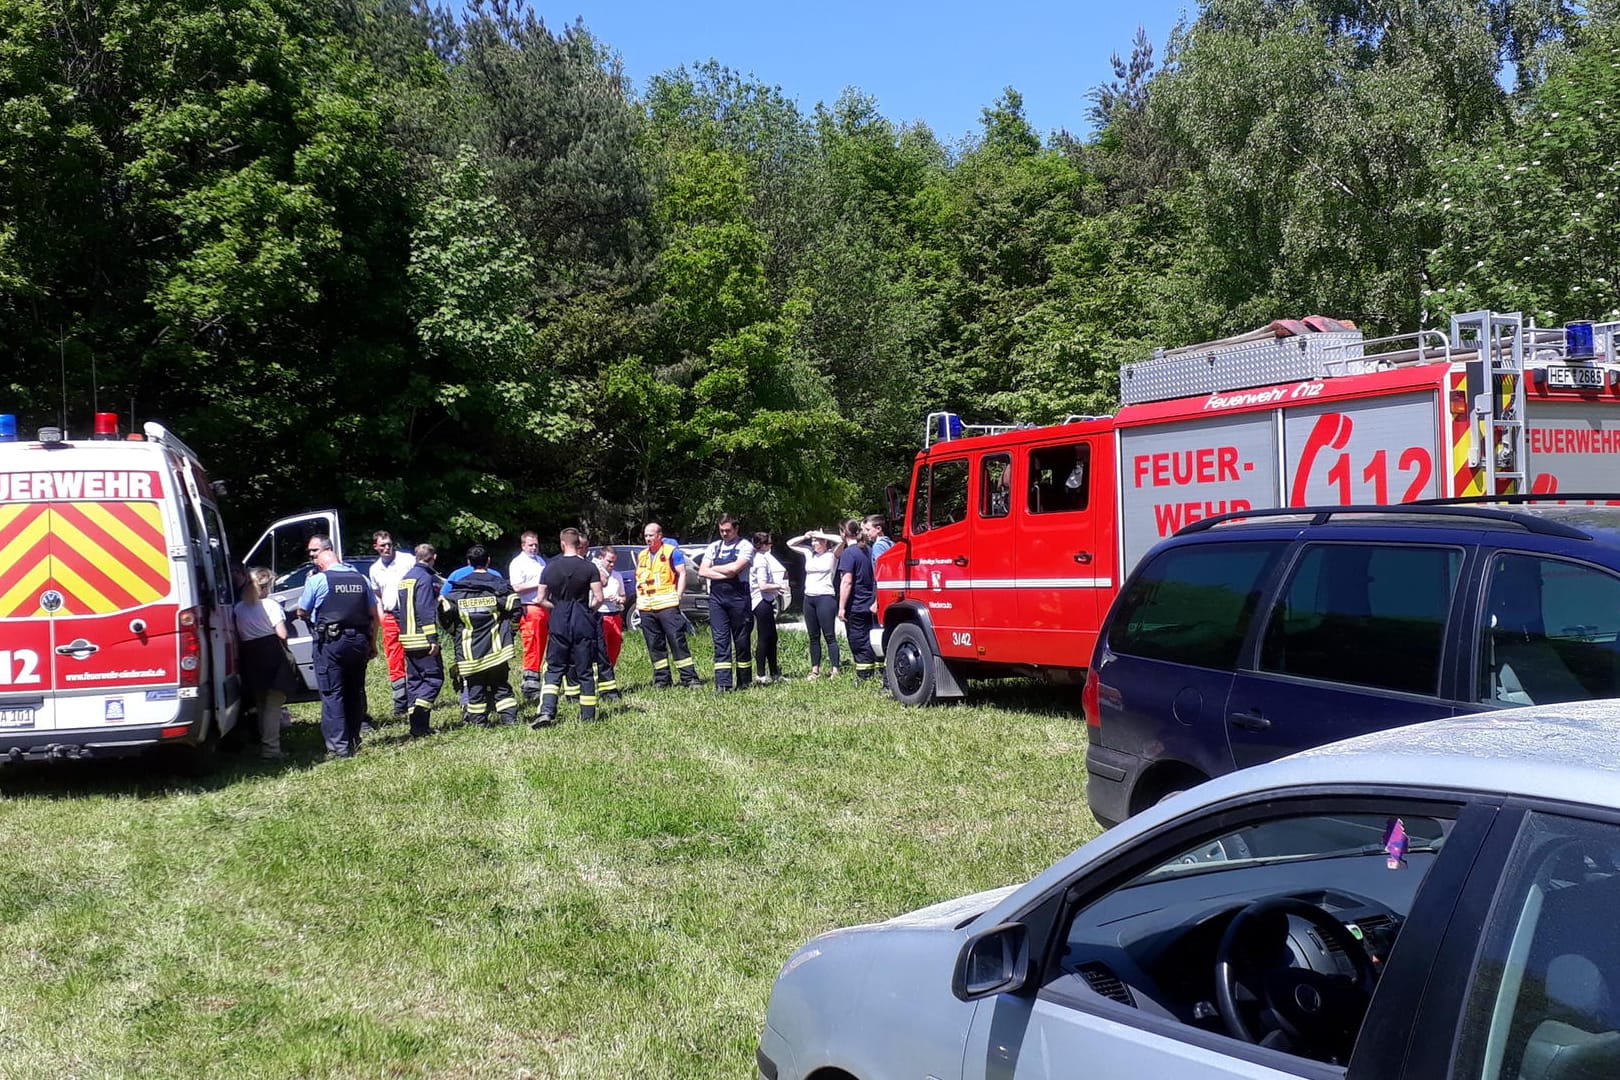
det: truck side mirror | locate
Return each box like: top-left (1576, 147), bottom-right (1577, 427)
top-left (885, 484), bottom-right (903, 529)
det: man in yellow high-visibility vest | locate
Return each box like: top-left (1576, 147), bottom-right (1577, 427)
top-left (635, 522), bottom-right (702, 689)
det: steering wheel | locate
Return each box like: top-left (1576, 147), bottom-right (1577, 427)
top-left (1214, 896), bottom-right (1377, 1061)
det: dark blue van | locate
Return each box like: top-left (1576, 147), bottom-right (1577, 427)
top-left (1085, 501), bottom-right (1620, 827)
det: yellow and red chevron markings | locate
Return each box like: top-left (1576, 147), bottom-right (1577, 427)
top-left (0, 501), bottom-right (170, 618)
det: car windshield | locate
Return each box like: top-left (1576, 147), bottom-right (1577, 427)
top-left (1133, 813), bottom-right (1453, 883)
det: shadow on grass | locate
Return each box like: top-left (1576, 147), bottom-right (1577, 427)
top-left (0, 722), bottom-right (336, 800)
top-left (955, 678), bottom-right (1082, 718)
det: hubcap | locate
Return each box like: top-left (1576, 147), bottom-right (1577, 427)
top-left (893, 641), bottom-right (925, 696)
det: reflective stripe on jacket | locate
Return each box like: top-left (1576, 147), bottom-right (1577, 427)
top-left (398, 566), bottom-right (441, 652)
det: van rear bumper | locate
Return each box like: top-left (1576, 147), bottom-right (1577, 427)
top-left (0, 723), bottom-right (197, 762)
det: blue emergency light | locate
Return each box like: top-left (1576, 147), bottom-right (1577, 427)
top-left (1566, 321), bottom-right (1595, 359)
top-left (0, 414), bottom-right (16, 442)
top-left (933, 412), bottom-right (963, 442)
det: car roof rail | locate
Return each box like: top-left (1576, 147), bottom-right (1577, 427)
top-left (1411, 492), bottom-right (1620, 508)
top-left (1175, 502), bottom-right (1594, 540)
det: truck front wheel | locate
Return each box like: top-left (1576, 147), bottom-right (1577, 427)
top-left (885, 622), bottom-right (937, 707)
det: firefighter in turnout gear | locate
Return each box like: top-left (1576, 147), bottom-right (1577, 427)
top-left (443, 545), bottom-right (522, 726)
top-left (699, 513), bottom-right (754, 690)
top-left (635, 522), bottom-right (702, 688)
top-left (534, 528), bottom-right (605, 726)
top-left (295, 535), bottom-right (379, 757)
top-left (397, 543), bottom-right (446, 738)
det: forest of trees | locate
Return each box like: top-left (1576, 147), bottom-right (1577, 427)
top-left (3, 0), bottom-right (1617, 548)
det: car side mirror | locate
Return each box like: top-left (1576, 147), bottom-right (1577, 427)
top-left (951, 922), bottom-right (1030, 1001)
top-left (885, 484), bottom-right (903, 530)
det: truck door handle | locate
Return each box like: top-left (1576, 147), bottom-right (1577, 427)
top-left (1229, 711), bottom-right (1271, 731)
top-left (1073, 551), bottom-right (1093, 564)
top-left (953, 555), bottom-right (970, 567)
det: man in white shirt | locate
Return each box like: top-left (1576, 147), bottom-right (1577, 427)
top-left (509, 530), bottom-right (549, 703)
top-left (366, 529), bottom-right (416, 718)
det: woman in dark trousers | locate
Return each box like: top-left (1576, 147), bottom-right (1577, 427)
top-left (787, 529), bottom-right (842, 678)
top-left (749, 532), bottom-right (789, 683)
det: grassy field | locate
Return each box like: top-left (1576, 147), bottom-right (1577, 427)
top-left (0, 630), bottom-right (1101, 1079)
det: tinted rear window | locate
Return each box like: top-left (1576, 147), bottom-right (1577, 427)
top-left (1108, 541), bottom-right (1285, 669)
top-left (1259, 543), bottom-right (1462, 696)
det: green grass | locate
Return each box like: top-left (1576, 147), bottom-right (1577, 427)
top-left (0, 630), bottom-right (1101, 1078)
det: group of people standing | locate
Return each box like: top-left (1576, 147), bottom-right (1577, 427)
top-left (232, 513), bottom-right (894, 761)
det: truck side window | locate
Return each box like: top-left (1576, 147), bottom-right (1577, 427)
top-left (909, 459), bottom-right (969, 534)
top-left (1259, 543), bottom-right (1461, 696)
top-left (980, 454), bottom-right (1011, 519)
top-left (1028, 443), bottom-right (1090, 515)
top-left (1478, 553), bottom-right (1620, 707)
top-left (1108, 542), bottom-right (1284, 669)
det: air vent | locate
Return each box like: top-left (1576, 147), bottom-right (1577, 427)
top-left (1357, 914), bottom-right (1395, 933)
top-left (1308, 929), bottom-right (1346, 957)
top-left (1078, 962), bottom-right (1136, 1007)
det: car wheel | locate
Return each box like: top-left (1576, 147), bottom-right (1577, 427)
top-left (167, 720), bottom-right (220, 777)
top-left (885, 622), bottom-right (936, 707)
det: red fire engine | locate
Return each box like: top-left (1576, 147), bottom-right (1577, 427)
top-left (877, 311), bottom-right (1620, 705)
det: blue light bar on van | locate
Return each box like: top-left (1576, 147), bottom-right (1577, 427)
top-left (933, 413), bottom-right (963, 442)
top-left (0, 414), bottom-right (15, 442)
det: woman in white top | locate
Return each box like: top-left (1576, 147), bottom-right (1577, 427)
top-left (234, 567), bottom-right (299, 759)
top-left (787, 529), bottom-right (842, 677)
top-left (749, 532), bottom-right (790, 683)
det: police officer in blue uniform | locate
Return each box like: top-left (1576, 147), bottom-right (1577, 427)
top-left (295, 535), bottom-right (379, 757)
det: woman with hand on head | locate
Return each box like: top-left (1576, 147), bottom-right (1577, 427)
top-left (787, 528), bottom-right (842, 678)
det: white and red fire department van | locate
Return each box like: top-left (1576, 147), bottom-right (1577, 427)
top-left (0, 413), bottom-right (243, 764)
top-left (879, 311), bottom-right (1620, 705)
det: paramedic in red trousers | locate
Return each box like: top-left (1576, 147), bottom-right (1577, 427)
top-left (367, 530), bottom-right (415, 718)
top-left (635, 522), bottom-right (702, 688)
top-left (699, 513), bottom-right (754, 691)
top-left (592, 546), bottom-right (625, 702)
top-left (533, 528), bottom-right (604, 726)
top-left (396, 544), bottom-right (445, 738)
top-left (295, 535), bottom-right (379, 757)
top-left (509, 530), bottom-right (549, 704)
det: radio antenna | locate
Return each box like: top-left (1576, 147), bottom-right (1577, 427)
top-left (58, 326), bottom-right (67, 431)
top-left (91, 351), bottom-right (98, 415)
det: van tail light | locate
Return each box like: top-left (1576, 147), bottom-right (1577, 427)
top-left (178, 607), bottom-right (201, 687)
top-left (1083, 667), bottom-right (1101, 729)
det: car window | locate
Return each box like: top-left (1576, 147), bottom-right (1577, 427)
top-left (912, 458), bottom-right (969, 533)
top-left (979, 454), bottom-right (1011, 520)
top-left (1452, 812), bottom-right (1620, 1080)
top-left (1049, 800), bottom-right (1461, 1069)
top-left (1028, 442), bottom-right (1090, 515)
top-left (1478, 553), bottom-right (1620, 707)
top-left (1259, 543), bottom-right (1462, 696)
top-left (1108, 541), bottom-right (1285, 670)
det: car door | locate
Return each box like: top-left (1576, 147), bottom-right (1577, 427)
top-left (244, 511), bottom-right (341, 692)
top-left (959, 792), bottom-right (1495, 1080)
top-left (1225, 541), bottom-right (1466, 769)
top-left (242, 510), bottom-right (343, 580)
top-left (1403, 804), bottom-right (1620, 1080)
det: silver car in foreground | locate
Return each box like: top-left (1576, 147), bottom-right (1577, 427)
top-left (759, 700), bottom-right (1620, 1080)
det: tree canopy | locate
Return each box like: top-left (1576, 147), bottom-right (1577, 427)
top-left (1, 0), bottom-right (1608, 549)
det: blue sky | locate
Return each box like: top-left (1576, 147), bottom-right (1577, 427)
top-left (534, 1), bottom-right (1196, 142)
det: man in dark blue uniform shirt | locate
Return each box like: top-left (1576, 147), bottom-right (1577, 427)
top-left (295, 535), bottom-right (379, 757)
top-left (534, 528), bottom-right (604, 726)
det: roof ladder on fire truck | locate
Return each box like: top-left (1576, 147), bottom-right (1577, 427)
top-left (1450, 311), bottom-right (1528, 494)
